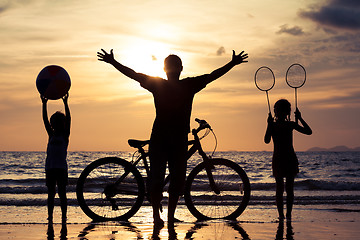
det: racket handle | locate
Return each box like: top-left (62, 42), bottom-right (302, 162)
top-left (295, 89), bottom-right (298, 124)
top-left (266, 91), bottom-right (271, 114)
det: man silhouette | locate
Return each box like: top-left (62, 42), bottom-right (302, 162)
top-left (97, 49), bottom-right (248, 227)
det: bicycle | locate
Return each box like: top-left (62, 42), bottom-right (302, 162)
top-left (76, 118), bottom-right (250, 221)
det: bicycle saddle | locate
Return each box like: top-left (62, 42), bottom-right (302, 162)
top-left (128, 139), bottom-right (150, 148)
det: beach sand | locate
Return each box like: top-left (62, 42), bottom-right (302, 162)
top-left (1, 204), bottom-right (359, 239)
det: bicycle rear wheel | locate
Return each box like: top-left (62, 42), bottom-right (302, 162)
top-left (184, 158), bottom-right (250, 220)
top-left (76, 157), bottom-right (145, 221)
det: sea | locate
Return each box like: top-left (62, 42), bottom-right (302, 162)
top-left (1, 151), bottom-right (359, 210)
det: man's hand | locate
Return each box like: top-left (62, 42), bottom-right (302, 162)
top-left (231, 50), bottom-right (248, 65)
top-left (97, 49), bottom-right (115, 64)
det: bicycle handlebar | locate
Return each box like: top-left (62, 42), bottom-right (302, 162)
top-left (194, 118), bottom-right (212, 132)
top-left (128, 118), bottom-right (212, 149)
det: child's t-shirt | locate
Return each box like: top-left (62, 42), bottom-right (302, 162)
top-left (271, 121), bottom-right (299, 177)
top-left (45, 134), bottom-right (68, 170)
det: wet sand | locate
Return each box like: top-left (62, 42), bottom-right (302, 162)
top-left (1, 204), bottom-right (359, 239)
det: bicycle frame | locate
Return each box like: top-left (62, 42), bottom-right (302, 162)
top-left (77, 118), bottom-right (250, 221)
top-left (127, 118), bottom-right (220, 195)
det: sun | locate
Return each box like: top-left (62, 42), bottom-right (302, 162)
top-left (120, 39), bottom-right (173, 79)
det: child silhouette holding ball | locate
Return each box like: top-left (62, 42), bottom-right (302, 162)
top-left (41, 93), bottom-right (71, 223)
top-left (264, 99), bottom-right (312, 221)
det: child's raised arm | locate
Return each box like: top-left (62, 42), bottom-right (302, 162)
top-left (62, 93), bottom-right (71, 138)
top-left (41, 95), bottom-right (52, 137)
top-left (264, 113), bottom-right (273, 144)
top-left (294, 108), bottom-right (312, 135)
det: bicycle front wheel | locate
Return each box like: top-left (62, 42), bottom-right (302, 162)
top-left (184, 158), bottom-right (250, 220)
top-left (76, 157), bottom-right (145, 221)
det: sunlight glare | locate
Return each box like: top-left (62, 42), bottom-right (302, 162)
top-left (120, 40), bottom-right (172, 79)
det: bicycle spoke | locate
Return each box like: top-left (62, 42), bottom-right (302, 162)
top-left (185, 158), bottom-right (250, 220)
top-left (77, 157), bottom-right (145, 221)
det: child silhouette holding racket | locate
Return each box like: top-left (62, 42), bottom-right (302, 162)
top-left (97, 48), bottom-right (248, 228)
top-left (264, 99), bottom-right (311, 221)
top-left (41, 93), bottom-right (71, 224)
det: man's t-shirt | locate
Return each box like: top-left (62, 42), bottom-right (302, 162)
top-left (138, 74), bottom-right (209, 136)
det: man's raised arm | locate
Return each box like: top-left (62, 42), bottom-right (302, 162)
top-left (205, 50), bottom-right (248, 85)
top-left (97, 49), bottom-right (146, 82)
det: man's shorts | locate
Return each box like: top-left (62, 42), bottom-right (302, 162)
top-left (45, 168), bottom-right (68, 187)
top-left (148, 133), bottom-right (188, 195)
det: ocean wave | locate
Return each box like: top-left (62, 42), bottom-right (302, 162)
top-left (1, 178), bottom-right (360, 194)
top-left (295, 179), bottom-right (360, 191)
top-left (0, 186), bottom-right (77, 194)
top-left (0, 194), bottom-right (359, 206)
top-left (250, 180), bottom-right (360, 191)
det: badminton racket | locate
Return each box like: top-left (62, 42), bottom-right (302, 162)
top-left (255, 66), bottom-right (275, 114)
top-left (286, 63), bottom-right (306, 122)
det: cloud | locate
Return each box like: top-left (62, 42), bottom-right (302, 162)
top-left (312, 33), bottom-right (360, 55)
top-left (0, 1), bottom-right (11, 14)
top-left (310, 89), bottom-right (360, 109)
top-left (299, 0), bottom-right (360, 31)
top-left (216, 46), bottom-right (226, 56)
top-left (0, 0), bottom-right (37, 14)
top-left (247, 13), bottom-right (254, 18)
top-left (276, 24), bottom-right (305, 36)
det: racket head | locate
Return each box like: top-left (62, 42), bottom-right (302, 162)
top-left (286, 63), bottom-right (306, 88)
top-left (254, 66), bottom-right (275, 92)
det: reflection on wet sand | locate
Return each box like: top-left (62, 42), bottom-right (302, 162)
top-left (185, 220), bottom-right (251, 240)
top-left (47, 222), bottom-right (67, 240)
top-left (78, 221), bottom-right (143, 239)
top-left (76, 220), bottom-right (251, 240)
top-left (275, 220), bottom-right (294, 240)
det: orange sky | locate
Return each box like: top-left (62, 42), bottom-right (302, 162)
top-left (0, 0), bottom-right (359, 151)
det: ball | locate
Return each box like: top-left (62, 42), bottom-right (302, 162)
top-left (36, 65), bottom-right (71, 100)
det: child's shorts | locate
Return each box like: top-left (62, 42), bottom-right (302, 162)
top-left (46, 168), bottom-right (68, 187)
